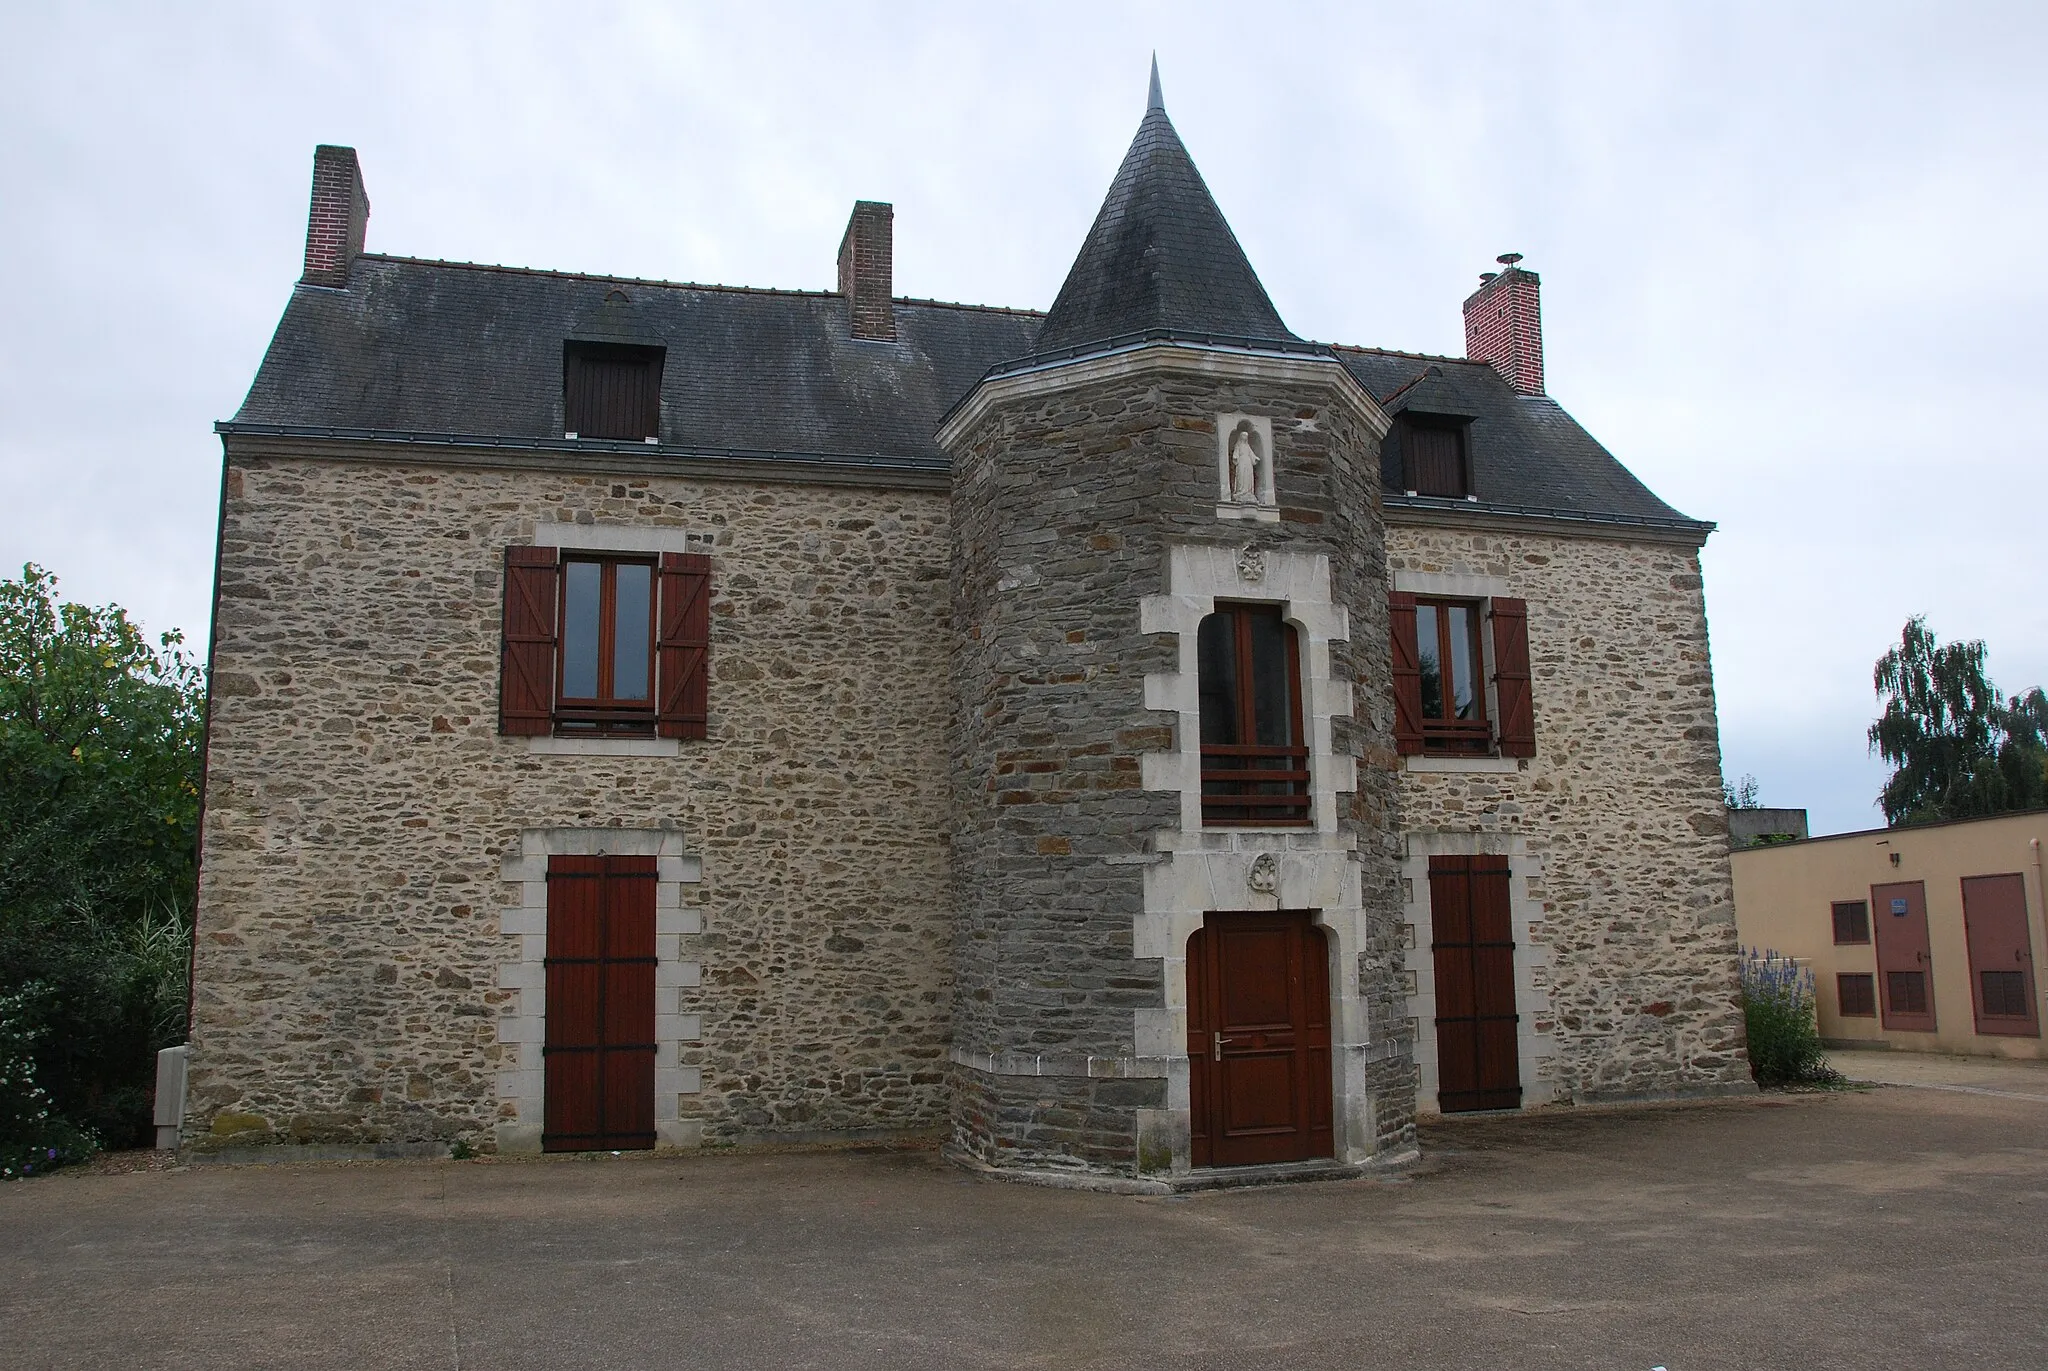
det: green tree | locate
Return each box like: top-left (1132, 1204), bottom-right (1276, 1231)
top-left (0, 564), bottom-right (204, 1148)
top-left (1869, 616), bottom-right (2048, 826)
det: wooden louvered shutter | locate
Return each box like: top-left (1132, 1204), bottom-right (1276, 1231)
top-left (500, 546), bottom-right (559, 736)
top-left (656, 553), bottom-right (710, 740)
top-left (1388, 592), bottom-right (1424, 756)
top-left (1490, 597), bottom-right (1535, 758)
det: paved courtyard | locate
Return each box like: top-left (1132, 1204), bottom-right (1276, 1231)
top-left (5, 1082), bottom-right (2045, 1370)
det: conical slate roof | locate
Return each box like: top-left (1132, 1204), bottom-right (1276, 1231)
top-left (1033, 62), bottom-right (1294, 352)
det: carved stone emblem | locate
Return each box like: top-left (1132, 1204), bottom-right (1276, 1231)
top-left (1247, 851), bottom-right (1279, 894)
top-left (1236, 544), bottom-right (1265, 583)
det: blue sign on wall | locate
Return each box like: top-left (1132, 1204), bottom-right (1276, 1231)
top-left (1891, 897), bottom-right (1909, 916)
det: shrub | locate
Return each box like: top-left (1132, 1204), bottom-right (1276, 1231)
top-left (1, 989), bottom-right (98, 1179)
top-left (0, 565), bottom-right (202, 1147)
top-left (1740, 948), bottom-right (1837, 1086)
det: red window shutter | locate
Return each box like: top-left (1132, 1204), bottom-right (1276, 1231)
top-left (1388, 592), bottom-right (1424, 756)
top-left (1490, 597), bottom-right (1536, 758)
top-left (657, 552), bottom-right (710, 740)
top-left (500, 546), bottom-right (559, 736)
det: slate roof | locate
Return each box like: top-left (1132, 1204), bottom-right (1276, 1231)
top-left (1340, 350), bottom-right (1700, 527)
top-left (1031, 67), bottom-right (1294, 352)
top-left (232, 256), bottom-right (1042, 465)
top-left (224, 68), bottom-right (1706, 533)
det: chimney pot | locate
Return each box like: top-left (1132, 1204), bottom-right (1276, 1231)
top-left (837, 201), bottom-right (896, 342)
top-left (302, 145), bottom-right (370, 289)
top-left (1463, 255), bottom-right (1544, 396)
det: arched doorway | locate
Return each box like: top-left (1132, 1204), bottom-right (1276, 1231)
top-left (1186, 911), bottom-right (1334, 1166)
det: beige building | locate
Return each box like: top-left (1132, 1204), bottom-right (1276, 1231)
top-left (1732, 810), bottom-right (2048, 1058)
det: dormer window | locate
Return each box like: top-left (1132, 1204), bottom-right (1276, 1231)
top-left (1400, 416), bottom-right (1470, 499)
top-left (564, 342), bottom-right (663, 441)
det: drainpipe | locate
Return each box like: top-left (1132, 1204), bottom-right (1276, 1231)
top-left (2034, 839), bottom-right (2045, 1018)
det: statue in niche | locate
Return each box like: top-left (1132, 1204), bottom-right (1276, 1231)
top-left (1228, 421), bottom-right (1265, 504)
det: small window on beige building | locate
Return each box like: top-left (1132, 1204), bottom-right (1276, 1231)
top-left (1831, 900), bottom-right (1870, 945)
top-left (1838, 973), bottom-right (1876, 1017)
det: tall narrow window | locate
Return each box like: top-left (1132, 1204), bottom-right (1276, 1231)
top-left (556, 556), bottom-right (656, 733)
top-left (1414, 597), bottom-right (1490, 754)
top-left (564, 342), bottom-right (663, 440)
top-left (1197, 604), bottom-right (1309, 825)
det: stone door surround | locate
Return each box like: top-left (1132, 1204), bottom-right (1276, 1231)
top-left (497, 826), bottom-right (703, 1152)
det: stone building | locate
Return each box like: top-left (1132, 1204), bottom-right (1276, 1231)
top-left (185, 68), bottom-right (1750, 1184)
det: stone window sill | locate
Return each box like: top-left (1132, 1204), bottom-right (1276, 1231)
top-left (1403, 755), bottom-right (1521, 774)
top-left (526, 736), bottom-right (681, 758)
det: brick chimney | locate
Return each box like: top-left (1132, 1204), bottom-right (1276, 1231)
top-left (837, 201), bottom-right (895, 342)
top-left (1462, 254), bottom-right (1543, 395)
top-left (302, 145), bottom-right (370, 289)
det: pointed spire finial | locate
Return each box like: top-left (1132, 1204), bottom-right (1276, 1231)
top-left (1147, 53), bottom-right (1163, 113)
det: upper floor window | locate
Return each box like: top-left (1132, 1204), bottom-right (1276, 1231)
top-left (1414, 597), bottom-right (1490, 754)
top-left (1400, 417), bottom-right (1470, 499)
top-left (564, 342), bottom-right (664, 441)
top-left (1197, 604), bottom-right (1309, 826)
top-left (557, 556), bottom-right (655, 733)
top-left (500, 546), bottom-right (709, 740)
top-left (1831, 900), bottom-right (1871, 945)
top-left (1389, 592), bottom-right (1535, 759)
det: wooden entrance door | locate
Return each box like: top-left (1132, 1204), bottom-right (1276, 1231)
top-left (544, 854), bottom-right (657, 1151)
top-left (1429, 855), bottom-right (1522, 1112)
top-left (1962, 874), bottom-right (2039, 1038)
top-left (1871, 880), bottom-right (1937, 1033)
top-left (1187, 911), bottom-right (1333, 1167)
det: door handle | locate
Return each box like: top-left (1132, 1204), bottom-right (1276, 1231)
top-left (1212, 1031), bottom-right (1233, 1062)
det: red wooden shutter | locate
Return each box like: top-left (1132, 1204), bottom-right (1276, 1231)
top-left (657, 552), bottom-right (710, 740)
top-left (1490, 596), bottom-right (1535, 759)
top-left (500, 545), bottom-right (559, 736)
top-left (1388, 592), bottom-right (1424, 756)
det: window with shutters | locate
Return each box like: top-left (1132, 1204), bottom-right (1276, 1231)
top-left (1831, 900), bottom-right (1871, 945)
top-left (1197, 604), bottom-right (1310, 825)
top-left (499, 546), bottom-right (709, 740)
top-left (1388, 592), bottom-right (1535, 760)
top-left (1399, 418), bottom-right (1470, 499)
top-left (1837, 973), bottom-right (1877, 1017)
top-left (556, 555), bottom-right (656, 733)
top-left (564, 342), bottom-right (664, 441)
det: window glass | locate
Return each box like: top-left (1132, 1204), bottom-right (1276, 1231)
top-left (1416, 603), bottom-right (1444, 719)
top-left (561, 561), bottom-right (601, 698)
top-left (1248, 609), bottom-right (1297, 747)
top-left (1197, 613), bottom-right (1240, 745)
top-left (613, 563), bottom-right (651, 701)
top-left (1446, 604), bottom-right (1478, 719)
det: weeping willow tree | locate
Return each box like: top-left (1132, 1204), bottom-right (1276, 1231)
top-left (1869, 616), bottom-right (2048, 826)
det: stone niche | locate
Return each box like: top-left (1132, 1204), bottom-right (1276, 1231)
top-left (937, 342), bottom-right (1414, 1184)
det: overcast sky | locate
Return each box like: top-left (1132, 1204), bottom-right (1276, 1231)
top-left (3, 2), bottom-right (2042, 835)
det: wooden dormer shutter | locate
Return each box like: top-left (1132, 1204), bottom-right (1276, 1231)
top-left (656, 552), bottom-right (710, 740)
top-left (1388, 591), bottom-right (1424, 756)
top-left (1490, 597), bottom-right (1536, 758)
top-left (500, 545), bottom-right (559, 736)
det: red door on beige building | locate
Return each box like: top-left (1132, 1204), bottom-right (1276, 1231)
top-left (544, 854), bottom-right (658, 1151)
top-left (1429, 855), bottom-right (1522, 1112)
top-left (1187, 912), bottom-right (1333, 1167)
top-left (1962, 874), bottom-right (2039, 1038)
top-left (1871, 880), bottom-right (1937, 1033)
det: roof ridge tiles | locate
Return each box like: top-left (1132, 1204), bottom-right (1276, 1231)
top-left (353, 254), bottom-right (1043, 316)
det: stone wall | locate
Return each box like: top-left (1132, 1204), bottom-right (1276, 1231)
top-left (944, 349), bottom-right (1409, 1175)
top-left (1387, 522), bottom-right (1749, 1104)
top-left (189, 452), bottom-right (956, 1150)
